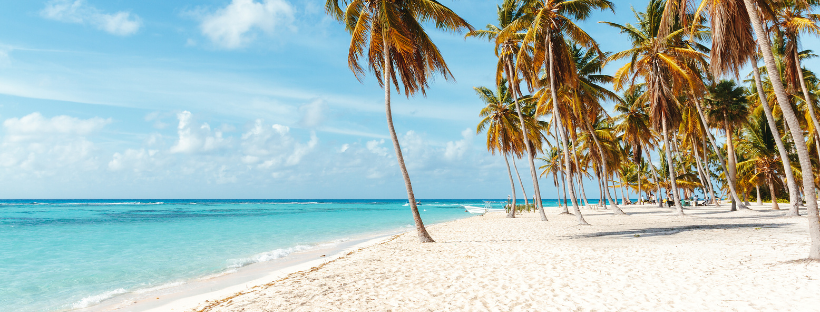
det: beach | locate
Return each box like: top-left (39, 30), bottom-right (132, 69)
top-left (137, 203), bottom-right (820, 312)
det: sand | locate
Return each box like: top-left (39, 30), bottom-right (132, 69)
top-left (149, 203), bottom-right (820, 312)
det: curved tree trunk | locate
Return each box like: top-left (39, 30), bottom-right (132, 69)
top-left (646, 149), bottom-right (664, 207)
top-left (547, 33), bottom-right (587, 225)
top-left (692, 96), bottom-right (748, 209)
top-left (702, 136), bottom-right (720, 205)
top-left (745, 0), bottom-right (820, 259)
top-left (752, 62), bottom-right (800, 215)
top-left (768, 177), bottom-right (781, 210)
top-left (795, 53), bottom-right (820, 142)
top-left (503, 150), bottom-right (517, 218)
top-left (663, 118), bottom-right (685, 215)
top-left (511, 159), bottom-right (530, 207)
top-left (505, 60), bottom-right (547, 221)
top-left (383, 38), bottom-right (433, 242)
top-left (725, 118), bottom-right (740, 211)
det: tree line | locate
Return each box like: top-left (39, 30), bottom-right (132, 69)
top-left (324, 0), bottom-right (820, 261)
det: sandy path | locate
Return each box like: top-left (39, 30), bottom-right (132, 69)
top-left (193, 204), bottom-right (820, 312)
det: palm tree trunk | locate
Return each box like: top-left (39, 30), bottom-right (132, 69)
top-left (503, 150), bottom-right (517, 218)
top-left (554, 172), bottom-right (563, 212)
top-left (383, 38), bottom-right (433, 243)
top-left (702, 135), bottom-right (720, 205)
top-left (569, 140), bottom-right (590, 207)
top-left (598, 172), bottom-right (605, 208)
top-left (645, 149), bottom-right (664, 207)
top-left (547, 33), bottom-right (587, 225)
top-left (795, 53), bottom-right (820, 140)
top-left (511, 159), bottom-right (529, 207)
top-left (505, 60), bottom-right (547, 221)
top-left (752, 62), bottom-right (800, 215)
top-left (725, 118), bottom-right (739, 211)
top-left (757, 185), bottom-right (762, 206)
top-left (619, 173), bottom-right (629, 205)
top-left (692, 137), bottom-right (715, 205)
top-left (692, 96), bottom-right (748, 209)
top-left (743, 188), bottom-right (751, 206)
top-left (561, 168), bottom-right (570, 214)
top-left (745, 0), bottom-right (820, 259)
top-left (609, 174), bottom-right (620, 207)
top-left (582, 116), bottom-right (624, 214)
top-left (768, 177), bottom-right (781, 210)
top-left (662, 118), bottom-right (685, 215)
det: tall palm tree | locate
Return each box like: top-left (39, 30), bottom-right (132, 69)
top-left (510, 0), bottom-right (615, 225)
top-left (476, 80), bottom-right (525, 218)
top-left (737, 107), bottom-right (800, 210)
top-left (743, 0), bottom-right (820, 260)
top-left (776, 2), bottom-right (820, 137)
top-left (615, 85), bottom-right (661, 206)
top-left (467, 0), bottom-right (549, 221)
top-left (604, 0), bottom-right (707, 215)
top-left (749, 59), bottom-right (801, 215)
top-left (326, 0), bottom-right (472, 243)
top-left (704, 80), bottom-right (751, 211)
top-left (570, 45), bottom-right (628, 215)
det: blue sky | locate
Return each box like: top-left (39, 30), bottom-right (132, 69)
top-left (0, 0), bottom-right (816, 199)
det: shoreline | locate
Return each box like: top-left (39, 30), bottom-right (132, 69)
top-left (77, 216), bottom-right (474, 312)
top-left (181, 203), bottom-right (819, 312)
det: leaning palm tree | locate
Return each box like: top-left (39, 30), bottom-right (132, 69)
top-left (704, 80), bottom-right (751, 211)
top-left (467, 0), bottom-right (549, 221)
top-left (509, 0), bottom-right (615, 225)
top-left (615, 84), bottom-right (661, 206)
top-left (325, 0), bottom-right (472, 242)
top-left (476, 80), bottom-right (524, 218)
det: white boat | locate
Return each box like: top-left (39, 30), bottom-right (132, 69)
top-left (464, 205), bottom-right (487, 214)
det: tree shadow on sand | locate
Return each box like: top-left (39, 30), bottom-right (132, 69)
top-left (572, 223), bottom-right (787, 239)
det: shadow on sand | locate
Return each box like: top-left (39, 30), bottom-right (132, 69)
top-left (573, 223), bottom-right (787, 239)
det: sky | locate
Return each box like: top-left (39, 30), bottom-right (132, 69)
top-left (0, 0), bottom-right (818, 199)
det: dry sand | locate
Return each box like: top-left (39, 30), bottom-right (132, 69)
top-left (162, 204), bottom-right (820, 312)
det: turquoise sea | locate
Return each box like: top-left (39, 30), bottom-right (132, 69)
top-left (2, 199), bottom-right (543, 312)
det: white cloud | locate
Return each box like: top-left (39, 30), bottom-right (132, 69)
top-left (0, 113), bottom-right (109, 175)
top-left (299, 99), bottom-right (324, 128)
top-left (3, 112), bottom-right (111, 142)
top-left (198, 0), bottom-right (295, 49)
top-left (366, 139), bottom-right (389, 157)
top-left (241, 119), bottom-right (318, 169)
top-left (444, 128), bottom-right (474, 161)
top-left (108, 148), bottom-right (159, 172)
top-left (169, 111), bottom-right (230, 154)
top-left (41, 0), bottom-right (142, 36)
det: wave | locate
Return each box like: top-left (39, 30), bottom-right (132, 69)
top-left (226, 245), bottom-right (315, 269)
top-left (72, 288), bottom-right (127, 309)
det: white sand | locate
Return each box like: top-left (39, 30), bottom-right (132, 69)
top-left (161, 204), bottom-right (820, 312)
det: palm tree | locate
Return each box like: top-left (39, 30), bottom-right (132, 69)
top-left (511, 0), bottom-right (615, 225)
top-left (476, 80), bottom-right (524, 218)
top-left (743, 0), bottom-right (820, 260)
top-left (737, 107), bottom-right (800, 210)
top-left (604, 0), bottom-right (707, 215)
top-left (615, 85), bottom-right (661, 206)
top-left (749, 59), bottom-right (801, 215)
top-left (326, 0), bottom-right (472, 243)
top-left (704, 80), bottom-right (751, 211)
top-left (569, 45), bottom-right (627, 215)
top-left (467, 0), bottom-right (549, 221)
top-left (776, 2), bottom-right (820, 138)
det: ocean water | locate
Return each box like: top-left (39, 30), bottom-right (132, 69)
top-left (0, 199), bottom-right (517, 312)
